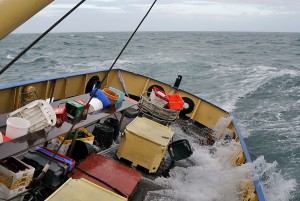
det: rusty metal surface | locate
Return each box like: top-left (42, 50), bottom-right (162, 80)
top-left (0, 94), bottom-right (137, 159)
top-left (70, 153), bottom-right (142, 198)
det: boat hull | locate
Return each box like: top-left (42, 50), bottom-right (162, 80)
top-left (0, 69), bottom-right (265, 200)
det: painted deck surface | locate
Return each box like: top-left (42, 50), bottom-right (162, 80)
top-left (70, 153), bottom-right (142, 198)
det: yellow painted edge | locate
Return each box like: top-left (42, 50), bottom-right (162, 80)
top-left (45, 81), bottom-right (50, 99)
top-left (63, 78), bottom-right (67, 99)
top-left (142, 78), bottom-right (150, 94)
top-left (15, 86), bottom-right (22, 109)
top-left (84, 74), bottom-right (88, 94)
top-left (190, 99), bottom-right (201, 119)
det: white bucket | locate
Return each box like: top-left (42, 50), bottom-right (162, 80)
top-left (0, 133), bottom-right (3, 144)
top-left (6, 117), bottom-right (30, 139)
top-left (88, 98), bottom-right (103, 113)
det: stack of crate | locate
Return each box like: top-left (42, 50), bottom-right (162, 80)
top-left (0, 157), bottom-right (35, 201)
top-left (48, 127), bottom-right (94, 156)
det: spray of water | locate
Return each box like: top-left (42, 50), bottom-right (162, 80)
top-left (145, 141), bottom-right (296, 201)
top-left (145, 117), bottom-right (297, 201)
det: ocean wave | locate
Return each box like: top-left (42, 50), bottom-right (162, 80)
top-left (146, 121), bottom-right (297, 201)
top-left (234, 51), bottom-right (247, 54)
top-left (23, 56), bottom-right (59, 65)
top-left (214, 65), bottom-right (299, 112)
top-left (147, 138), bottom-right (297, 201)
top-left (248, 156), bottom-right (297, 201)
top-left (148, 140), bottom-right (243, 201)
top-left (31, 44), bottom-right (46, 50)
top-left (6, 54), bottom-right (14, 59)
top-left (63, 41), bottom-right (71, 46)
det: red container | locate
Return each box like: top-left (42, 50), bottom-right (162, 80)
top-left (151, 87), bottom-right (169, 102)
top-left (150, 87), bottom-right (170, 108)
top-left (0, 131), bottom-right (11, 142)
top-left (54, 107), bottom-right (67, 127)
top-left (166, 94), bottom-right (184, 110)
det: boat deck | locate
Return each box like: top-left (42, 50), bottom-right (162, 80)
top-left (81, 111), bottom-right (211, 201)
top-left (0, 96), bottom-right (213, 201)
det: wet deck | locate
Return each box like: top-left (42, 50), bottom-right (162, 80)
top-left (83, 110), bottom-right (212, 201)
top-left (1, 100), bottom-right (213, 201)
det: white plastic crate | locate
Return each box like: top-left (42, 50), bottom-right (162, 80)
top-left (149, 88), bottom-right (169, 108)
top-left (0, 157), bottom-right (34, 190)
top-left (0, 183), bottom-right (26, 200)
top-left (8, 99), bottom-right (57, 132)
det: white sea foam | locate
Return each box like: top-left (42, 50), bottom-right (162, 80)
top-left (146, 118), bottom-right (297, 201)
top-left (146, 142), bottom-right (243, 201)
top-left (207, 64), bottom-right (299, 113)
top-left (213, 116), bottom-right (233, 139)
top-left (219, 65), bottom-right (279, 112)
top-left (145, 141), bottom-right (296, 201)
top-left (243, 156), bottom-right (297, 201)
top-left (6, 54), bottom-right (13, 59)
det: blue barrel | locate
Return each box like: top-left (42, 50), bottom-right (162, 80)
top-left (90, 88), bottom-right (110, 108)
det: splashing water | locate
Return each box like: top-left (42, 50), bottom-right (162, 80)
top-left (213, 117), bottom-right (233, 139)
top-left (144, 116), bottom-right (297, 201)
top-left (145, 141), bottom-right (296, 201)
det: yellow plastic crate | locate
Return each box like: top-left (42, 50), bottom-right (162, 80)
top-left (116, 117), bottom-right (174, 173)
top-left (45, 178), bottom-right (127, 201)
top-left (49, 127), bottom-right (94, 155)
top-left (58, 128), bottom-right (94, 144)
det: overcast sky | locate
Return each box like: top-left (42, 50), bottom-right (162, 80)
top-left (15, 0), bottom-right (300, 33)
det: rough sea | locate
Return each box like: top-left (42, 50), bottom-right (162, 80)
top-left (0, 32), bottom-right (299, 201)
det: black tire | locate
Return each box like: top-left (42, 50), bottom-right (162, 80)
top-left (147, 85), bottom-right (164, 96)
top-left (180, 97), bottom-right (195, 115)
top-left (85, 76), bottom-right (100, 93)
top-left (123, 108), bottom-right (140, 118)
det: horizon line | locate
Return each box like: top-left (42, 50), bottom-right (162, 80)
top-left (12, 30), bottom-right (300, 34)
